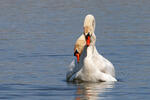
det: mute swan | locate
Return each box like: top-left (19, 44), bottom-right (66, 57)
top-left (66, 14), bottom-right (117, 82)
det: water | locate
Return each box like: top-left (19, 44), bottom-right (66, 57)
top-left (0, 0), bottom-right (150, 99)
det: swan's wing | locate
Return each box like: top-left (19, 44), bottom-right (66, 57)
top-left (102, 57), bottom-right (116, 77)
top-left (93, 48), bottom-right (115, 77)
top-left (66, 60), bottom-right (75, 81)
top-left (96, 71), bottom-right (117, 82)
top-left (68, 59), bottom-right (76, 71)
top-left (66, 59), bottom-right (80, 81)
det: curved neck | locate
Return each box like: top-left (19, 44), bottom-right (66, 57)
top-left (90, 33), bottom-right (96, 46)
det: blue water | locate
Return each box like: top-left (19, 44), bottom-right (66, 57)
top-left (0, 0), bottom-right (150, 100)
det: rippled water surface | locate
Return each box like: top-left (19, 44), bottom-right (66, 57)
top-left (0, 0), bottom-right (150, 100)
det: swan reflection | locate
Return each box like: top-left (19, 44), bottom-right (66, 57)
top-left (75, 82), bottom-right (114, 100)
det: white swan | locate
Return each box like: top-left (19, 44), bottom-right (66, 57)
top-left (66, 14), bottom-right (117, 82)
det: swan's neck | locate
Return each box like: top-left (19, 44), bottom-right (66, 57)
top-left (86, 45), bottom-right (94, 57)
top-left (80, 33), bottom-right (96, 59)
top-left (90, 33), bottom-right (96, 46)
top-left (81, 45), bottom-right (97, 73)
top-left (78, 32), bottom-right (96, 67)
top-left (86, 32), bottom-right (96, 56)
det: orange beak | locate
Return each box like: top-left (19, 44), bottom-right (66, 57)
top-left (75, 53), bottom-right (80, 63)
top-left (86, 35), bottom-right (90, 46)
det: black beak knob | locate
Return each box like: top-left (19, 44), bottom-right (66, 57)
top-left (86, 33), bottom-right (90, 39)
top-left (74, 50), bottom-right (79, 56)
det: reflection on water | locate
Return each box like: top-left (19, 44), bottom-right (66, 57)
top-left (75, 82), bottom-right (114, 100)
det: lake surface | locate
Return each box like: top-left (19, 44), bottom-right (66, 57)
top-left (0, 0), bottom-right (150, 100)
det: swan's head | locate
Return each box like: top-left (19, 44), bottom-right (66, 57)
top-left (83, 14), bottom-right (96, 46)
top-left (74, 35), bottom-right (86, 63)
